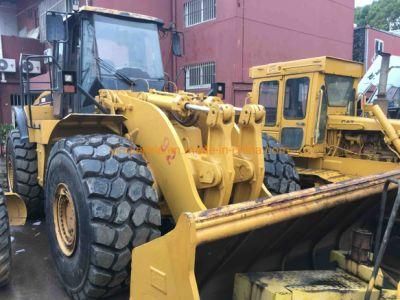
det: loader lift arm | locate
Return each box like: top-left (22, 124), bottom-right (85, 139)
top-left (98, 89), bottom-right (268, 219)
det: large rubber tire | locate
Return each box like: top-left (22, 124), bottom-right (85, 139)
top-left (45, 134), bottom-right (161, 299)
top-left (6, 129), bottom-right (43, 218)
top-left (263, 134), bottom-right (301, 194)
top-left (0, 188), bottom-right (11, 287)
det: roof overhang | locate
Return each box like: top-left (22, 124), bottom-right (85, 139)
top-left (79, 6), bottom-right (164, 26)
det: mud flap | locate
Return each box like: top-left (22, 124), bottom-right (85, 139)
top-left (5, 192), bottom-right (27, 226)
top-left (131, 170), bottom-right (400, 300)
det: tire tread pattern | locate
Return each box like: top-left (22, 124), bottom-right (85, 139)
top-left (263, 134), bottom-right (301, 194)
top-left (7, 129), bottom-right (43, 218)
top-left (47, 134), bottom-right (161, 299)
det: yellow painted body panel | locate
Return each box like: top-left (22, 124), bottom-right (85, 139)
top-left (328, 114), bottom-right (400, 131)
top-left (330, 251), bottom-right (385, 288)
top-left (233, 270), bottom-right (380, 300)
top-left (26, 111), bottom-right (125, 185)
top-left (131, 170), bottom-right (400, 299)
top-left (249, 56), bottom-right (364, 80)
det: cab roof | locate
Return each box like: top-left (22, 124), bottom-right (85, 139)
top-left (249, 56), bottom-right (364, 79)
top-left (79, 6), bottom-right (164, 26)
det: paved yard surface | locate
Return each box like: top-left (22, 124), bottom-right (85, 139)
top-left (0, 221), bottom-right (128, 300)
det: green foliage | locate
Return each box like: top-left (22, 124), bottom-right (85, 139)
top-left (355, 0), bottom-right (400, 31)
top-left (0, 124), bottom-right (13, 145)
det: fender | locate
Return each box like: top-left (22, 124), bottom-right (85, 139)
top-left (12, 107), bottom-right (29, 143)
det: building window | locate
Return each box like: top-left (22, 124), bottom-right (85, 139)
top-left (184, 0), bottom-right (216, 27)
top-left (185, 62), bottom-right (215, 90)
top-left (375, 39), bottom-right (384, 54)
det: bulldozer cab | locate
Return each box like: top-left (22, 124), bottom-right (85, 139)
top-left (249, 57), bottom-right (364, 157)
top-left (22, 6), bottom-right (166, 118)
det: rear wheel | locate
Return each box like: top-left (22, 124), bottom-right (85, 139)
top-left (45, 134), bottom-right (161, 299)
top-left (6, 129), bottom-right (43, 218)
top-left (263, 135), bottom-right (301, 194)
top-left (0, 188), bottom-right (11, 287)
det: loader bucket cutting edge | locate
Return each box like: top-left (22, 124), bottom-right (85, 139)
top-left (5, 192), bottom-right (27, 226)
top-left (131, 170), bottom-right (400, 300)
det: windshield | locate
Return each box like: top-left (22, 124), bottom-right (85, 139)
top-left (94, 15), bottom-right (164, 80)
top-left (325, 75), bottom-right (354, 107)
top-left (81, 14), bottom-right (164, 98)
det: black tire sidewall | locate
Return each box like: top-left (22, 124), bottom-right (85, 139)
top-left (45, 151), bottom-right (91, 293)
top-left (0, 189), bottom-right (11, 287)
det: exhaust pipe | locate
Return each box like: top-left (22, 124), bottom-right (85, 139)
top-left (374, 52), bottom-right (391, 115)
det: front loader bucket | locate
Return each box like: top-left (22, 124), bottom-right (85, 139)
top-left (131, 170), bottom-right (400, 300)
top-left (5, 192), bottom-right (27, 226)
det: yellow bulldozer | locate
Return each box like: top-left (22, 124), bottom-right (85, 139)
top-left (3, 5), bottom-right (400, 300)
top-left (249, 56), bottom-right (400, 187)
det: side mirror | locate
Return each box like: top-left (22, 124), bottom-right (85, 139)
top-left (172, 32), bottom-right (183, 57)
top-left (46, 13), bottom-right (66, 42)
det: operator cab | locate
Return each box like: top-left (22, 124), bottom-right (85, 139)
top-left (21, 6), bottom-right (169, 117)
top-left (250, 57), bottom-right (364, 156)
top-left (78, 8), bottom-right (165, 93)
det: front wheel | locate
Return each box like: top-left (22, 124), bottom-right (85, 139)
top-left (45, 134), bottom-right (161, 298)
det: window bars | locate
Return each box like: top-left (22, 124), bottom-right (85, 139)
top-left (185, 62), bottom-right (215, 90)
top-left (184, 0), bottom-right (216, 27)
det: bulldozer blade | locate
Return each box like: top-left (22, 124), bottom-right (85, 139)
top-left (131, 170), bottom-right (400, 300)
top-left (5, 192), bottom-right (27, 226)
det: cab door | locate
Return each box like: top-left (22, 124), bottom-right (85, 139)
top-left (256, 76), bottom-right (283, 140)
top-left (280, 73), bottom-right (314, 151)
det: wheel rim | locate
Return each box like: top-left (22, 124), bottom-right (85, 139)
top-left (53, 183), bottom-right (77, 257)
top-left (7, 158), bottom-right (14, 191)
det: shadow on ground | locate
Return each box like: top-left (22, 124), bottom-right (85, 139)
top-left (0, 221), bottom-right (128, 300)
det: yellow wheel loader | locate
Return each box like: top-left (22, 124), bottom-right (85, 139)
top-left (6, 6), bottom-right (400, 300)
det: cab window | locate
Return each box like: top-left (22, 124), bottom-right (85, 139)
top-left (259, 81), bottom-right (279, 125)
top-left (325, 75), bottom-right (354, 107)
top-left (284, 77), bottom-right (309, 119)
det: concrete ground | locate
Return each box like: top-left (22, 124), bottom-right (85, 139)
top-left (0, 221), bottom-right (128, 300)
